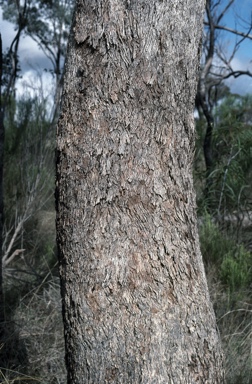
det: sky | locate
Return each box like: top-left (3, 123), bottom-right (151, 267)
top-left (0, 7), bottom-right (55, 100)
top-left (0, 1), bottom-right (252, 97)
top-left (218, 0), bottom-right (252, 94)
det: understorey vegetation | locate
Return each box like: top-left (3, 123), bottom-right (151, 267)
top-left (0, 0), bottom-right (252, 382)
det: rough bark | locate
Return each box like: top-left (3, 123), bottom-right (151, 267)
top-left (56, 1), bottom-right (224, 383)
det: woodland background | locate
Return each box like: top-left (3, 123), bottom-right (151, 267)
top-left (0, 1), bottom-right (252, 383)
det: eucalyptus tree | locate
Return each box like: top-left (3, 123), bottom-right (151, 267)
top-left (56, 1), bottom-right (224, 382)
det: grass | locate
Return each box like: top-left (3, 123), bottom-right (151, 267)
top-left (214, 287), bottom-right (252, 384)
top-left (202, 217), bottom-right (252, 384)
top-left (0, 368), bottom-right (43, 383)
top-left (0, 211), bottom-right (251, 383)
top-left (1, 277), bottom-right (66, 384)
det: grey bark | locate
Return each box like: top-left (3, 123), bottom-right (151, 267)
top-left (56, 1), bottom-right (224, 383)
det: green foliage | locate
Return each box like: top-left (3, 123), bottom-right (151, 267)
top-left (0, 0), bottom-right (74, 77)
top-left (213, 289), bottom-right (252, 384)
top-left (1, 3), bottom-right (251, 382)
top-left (1, 2), bottom-right (70, 382)
top-left (199, 214), bottom-right (252, 292)
top-left (220, 246), bottom-right (252, 292)
top-left (199, 213), bottom-right (232, 264)
top-left (195, 94), bottom-right (252, 215)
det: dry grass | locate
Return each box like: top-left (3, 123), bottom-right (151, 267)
top-left (219, 302), bottom-right (252, 384)
top-left (0, 261), bottom-right (251, 383)
top-left (207, 264), bottom-right (252, 383)
top-left (1, 277), bottom-right (66, 384)
top-left (16, 278), bottom-right (66, 384)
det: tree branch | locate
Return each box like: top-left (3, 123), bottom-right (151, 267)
top-left (216, 0), bottom-right (235, 24)
top-left (204, 22), bottom-right (252, 40)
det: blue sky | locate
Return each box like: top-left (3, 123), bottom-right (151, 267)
top-left (1, 1), bottom-right (252, 96)
top-left (215, 0), bottom-right (252, 94)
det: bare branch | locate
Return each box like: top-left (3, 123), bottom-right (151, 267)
top-left (222, 70), bottom-right (252, 79)
top-left (2, 219), bottom-right (26, 265)
top-left (3, 248), bottom-right (25, 268)
top-left (204, 22), bottom-right (252, 40)
top-left (201, 1), bottom-right (215, 80)
top-left (216, 0), bottom-right (235, 24)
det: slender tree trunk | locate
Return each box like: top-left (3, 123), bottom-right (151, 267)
top-left (196, 0), bottom-right (216, 203)
top-left (56, 1), bottom-right (224, 382)
top-left (0, 22), bottom-right (23, 329)
top-left (0, 34), bottom-right (5, 332)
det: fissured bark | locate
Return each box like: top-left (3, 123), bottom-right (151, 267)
top-left (56, 1), bottom-right (224, 382)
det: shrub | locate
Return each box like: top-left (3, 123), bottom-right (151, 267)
top-left (199, 213), bottom-right (233, 264)
top-left (220, 246), bottom-right (252, 292)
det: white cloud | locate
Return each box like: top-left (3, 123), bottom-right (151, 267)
top-left (1, 9), bottom-right (53, 74)
top-left (225, 57), bottom-right (252, 95)
top-left (1, 9), bottom-right (55, 105)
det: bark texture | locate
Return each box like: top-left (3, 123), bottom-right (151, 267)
top-left (56, 1), bottom-right (224, 382)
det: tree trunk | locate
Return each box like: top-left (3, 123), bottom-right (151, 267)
top-left (0, 33), bottom-right (5, 333)
top-left (56, 1), bottom-right (224, 383)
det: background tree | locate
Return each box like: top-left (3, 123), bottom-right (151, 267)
top-left (0, 11), bottom-right (24, 332)
top-left (0, 0), bottom-right (251, 382)
top-left (1, 0), bottom-right (74, 122)
top-left (56, 0), bottom-right (224, 382)
top-left (0, 34), bottom-right (5, 334)
top-left (195, 93), bottom-right (252, 215)
top-left (197, 0), bottom-right (252, 202)
top-left (194, 5), bottom-right (252, 381)
top-left (0, 0), bottom-right (74, 288)
top-left (0, 1), bottom-right (73, 377)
